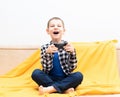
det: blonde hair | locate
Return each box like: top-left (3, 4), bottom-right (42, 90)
top-left (47, 17), bottom-right (65, 28)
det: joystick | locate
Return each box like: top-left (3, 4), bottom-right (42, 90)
top-left (54, 41), bottom-right (68, 49)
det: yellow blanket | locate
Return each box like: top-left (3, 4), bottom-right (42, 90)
top-left (0, 40), bottom-right (120, 97)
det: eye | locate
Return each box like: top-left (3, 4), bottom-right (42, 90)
top-left (50, 25), bottom-right (54, 27)
top-left (58, 25), bottom-right (62, 27)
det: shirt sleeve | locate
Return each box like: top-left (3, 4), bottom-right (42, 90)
top-left (40, 44), bottom-right (53, 74)
top-left (69, 49), bottom-right (77, 71)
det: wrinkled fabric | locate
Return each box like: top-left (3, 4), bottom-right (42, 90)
top-left (0, 40), bottom-right (120, 97)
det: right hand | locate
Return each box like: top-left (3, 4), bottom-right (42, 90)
top-left (46, 44), bottom-right (58, 54)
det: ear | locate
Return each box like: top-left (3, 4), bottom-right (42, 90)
top-left (64, 28), bottom-right (66, 32)
top-left (63, 28), bottom-right (66, 35)
top-left (46, 28), bottom-right (50, 34)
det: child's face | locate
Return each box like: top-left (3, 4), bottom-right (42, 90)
top-left (46, 19), bottom-right (65, 42)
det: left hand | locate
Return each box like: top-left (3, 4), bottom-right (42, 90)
top-left (64, 43), bottom-right (75, 53)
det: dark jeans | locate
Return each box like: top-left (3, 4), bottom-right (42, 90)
top-left (31, 69), bottom-right (83, 93)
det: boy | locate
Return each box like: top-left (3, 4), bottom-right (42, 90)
top-left (31, 17), bottom-right (83, 95)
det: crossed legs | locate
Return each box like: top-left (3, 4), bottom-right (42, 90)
top-left (31, 69), bottom-right (83, 95)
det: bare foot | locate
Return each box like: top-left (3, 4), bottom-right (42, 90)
top-left (38, 85), bottom-right (44, 95)
top-left (38, 85), bottom-right (57, 95)
top-left (64, 88), bottom-right (74, 94)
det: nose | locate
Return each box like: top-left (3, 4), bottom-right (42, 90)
top-left (54, 26), bottom-right (58, 29)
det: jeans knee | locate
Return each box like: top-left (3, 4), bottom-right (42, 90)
top-left (74, 72), bottom-right (83, 82)
top-left (31, 69), bottom-right (41, 80)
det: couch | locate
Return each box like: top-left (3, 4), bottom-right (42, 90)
top-left (0, 41), bottom-right (120, 97)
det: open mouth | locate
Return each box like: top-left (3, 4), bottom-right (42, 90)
top-left (53, 31), bottom-right (59, 34)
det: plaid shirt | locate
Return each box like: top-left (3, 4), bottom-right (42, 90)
top-left (40, 41), bottom-right (77, 75)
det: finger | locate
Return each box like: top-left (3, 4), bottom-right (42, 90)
top-left (50, 44), bottom-right (55, 48)
top-left (52, 49), bottom-right (58, 53)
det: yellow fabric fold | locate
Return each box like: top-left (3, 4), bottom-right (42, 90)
top-left (0, 40), bottom-right (120, 97)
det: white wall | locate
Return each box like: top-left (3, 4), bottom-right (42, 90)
top-left (0, 0), bottom-right (120, 46)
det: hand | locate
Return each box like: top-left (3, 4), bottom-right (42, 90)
top-left (64, 43), bottom-right (75, 53)
top-left (46, 44), bottom-right (58, 54)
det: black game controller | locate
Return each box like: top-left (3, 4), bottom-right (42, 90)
top-left (54, 41), bottom-right (68, 50)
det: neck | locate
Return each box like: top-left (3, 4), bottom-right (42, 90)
top-left (52, 39), bottom-right (62, 43)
